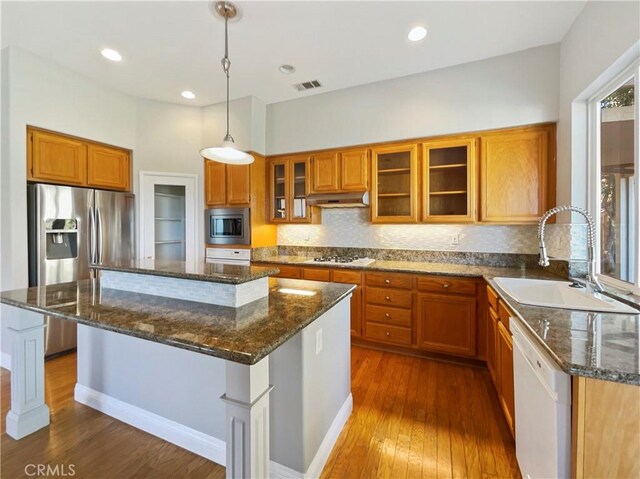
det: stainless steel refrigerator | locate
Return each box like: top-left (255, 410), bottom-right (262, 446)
top-left (27, 183), bottom-right (135, 357)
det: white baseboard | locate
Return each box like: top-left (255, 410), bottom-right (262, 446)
top-left (74, 384), bottom-right (226, 465)
top-left (1, 352), bottom-right (11, 371)
top-left (75, 385), bottom-right (352, 478)
top-left (270, 393), bottom-right (353, 479)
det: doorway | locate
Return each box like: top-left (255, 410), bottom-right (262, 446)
top-left (139, 172), bottom-right (198, 263)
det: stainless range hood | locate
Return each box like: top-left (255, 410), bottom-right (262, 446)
top-left (307, 191), bottom-right (369, 208)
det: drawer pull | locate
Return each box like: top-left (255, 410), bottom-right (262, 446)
top-left (385, 279), bottom-right (390, 284)
top-left (385, 296), bottom-right (391, 301)
top-left (386, 331), bottom-right (390, 337)
top-left (385, 313), bottom-right (390, 318)
top-left (443, 283), bottom-right (450, 288)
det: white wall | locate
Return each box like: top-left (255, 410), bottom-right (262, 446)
top-left (202, 95), bottom-right (266, 155)
top-left (0, 46), bottom-right (138, 292)
top-left (266, 44), bottom-right (559, 155)
top-left (557, 1), bottom-right (640, 216)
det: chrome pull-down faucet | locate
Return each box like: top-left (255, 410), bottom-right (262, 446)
top-left (537, 205), bottom-right (604, 293)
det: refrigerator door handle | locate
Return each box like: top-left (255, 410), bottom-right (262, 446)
top-left (89, 207), bottom-right (97, 264)
top-left (97, 207), bottom-right (103, 264)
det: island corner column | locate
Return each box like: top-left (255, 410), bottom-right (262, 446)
top-left (3, 305), bottom-right (50, 439)
top-left (221, 356), bottom-right (273, 479)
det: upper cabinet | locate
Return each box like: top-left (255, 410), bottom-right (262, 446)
top-left (370, 143), bottom-right (419, 223)
top-left (480, 124), bottom-right (555, 223)
top-left (268, 155), bottom-right (320, 224)
top-left (87, 144), bottom-right (131, 191)
top-left (27, 126), bottom-right (131, 191)
top-left (309, 148), bottom-right (369, 194)
top-left (422, 138), bottom-right (477, 223)
top-left (204, 160), bottom-right (250, 207)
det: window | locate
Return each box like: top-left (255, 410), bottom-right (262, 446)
top-left (590, 62), bottom-right (640, 292)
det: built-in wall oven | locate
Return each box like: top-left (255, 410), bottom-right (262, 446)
top-left (206, 207), bottom-right (250, 245)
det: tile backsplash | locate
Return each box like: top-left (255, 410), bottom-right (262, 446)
top-left (277, 208), bottom-right (587, 260)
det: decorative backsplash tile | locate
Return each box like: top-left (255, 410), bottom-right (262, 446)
top-left (277, 208), bottom-right (587, 259)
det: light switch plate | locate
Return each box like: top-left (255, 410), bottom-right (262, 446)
top-left (316, 328), bottom-right (323, 355)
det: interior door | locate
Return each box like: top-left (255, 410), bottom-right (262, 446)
top-left (94, 190), bottom-right (135, 264)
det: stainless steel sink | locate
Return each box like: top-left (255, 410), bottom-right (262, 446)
top-left (493, 277), bottom-right (638, 314)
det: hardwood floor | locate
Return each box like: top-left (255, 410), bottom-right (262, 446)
top-left (321, 347), bottom-right (520, 479)
top-left (1, 347), bottom-right (519, 478)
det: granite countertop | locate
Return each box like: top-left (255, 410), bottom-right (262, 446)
top-left (0, 278), bottom-right (354, 365)
top-left (91, 259), bottom-right (280, 285)
top-left (486, 276), bottom-right (639, 385)
top-left (254, 255), bottom-right (639, 385)
top-left (252, 255), bottom-right (562, 280)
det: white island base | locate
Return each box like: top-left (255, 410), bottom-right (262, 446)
top-left (72, 298), bottom-right (352, 478)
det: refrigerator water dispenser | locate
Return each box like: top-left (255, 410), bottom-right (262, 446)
top-left (45, 218), bottom-right (78, 259)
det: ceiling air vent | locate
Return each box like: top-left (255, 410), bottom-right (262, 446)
top-left (293, 80), bottom-right (322, 92)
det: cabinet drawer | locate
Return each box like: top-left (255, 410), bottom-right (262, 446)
top-left (487, 285), bottom-right (499, 311)
top-left (416, 276), bottom-right (476, 295)
top-left (498, 300), bottom-right (514, 331)
top-left (332, 269), bottom-right (362, 285)
top-left (365, 272), bottom-right (412, 290)
top-left (365, 304), bottom-right (412, 327)
top-left (365, 322), bottom-right (412, 345)
top-left (366, 287), bottom-right (413, 309)
top-left (302, 267), bottom-right (331, 282)
top-left (273, 265), bottom-right (302, 279)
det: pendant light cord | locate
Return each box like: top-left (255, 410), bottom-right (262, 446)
top-left (222, 4), bottom-right (232, 142)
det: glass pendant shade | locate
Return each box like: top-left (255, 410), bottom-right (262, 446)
top-left (200, 140), bottom-right (254, 165)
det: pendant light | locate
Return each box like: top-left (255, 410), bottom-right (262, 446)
top-left (200, 1), bottom-right (254, 165)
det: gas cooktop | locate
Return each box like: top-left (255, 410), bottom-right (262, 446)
top-left (304, 256), bottom-right (375, 266)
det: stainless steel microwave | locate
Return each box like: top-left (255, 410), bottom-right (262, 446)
top-left (206, 208), bottom-right (251, 245)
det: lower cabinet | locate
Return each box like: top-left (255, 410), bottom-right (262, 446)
top-left (416, 293), bottom-right (477, 357)
top-left (486, 284), bottom-right (515, 437)
top-left (497, 319), bottom-right (515, 434)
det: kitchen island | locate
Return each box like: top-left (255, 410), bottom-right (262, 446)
top-left (0, 260), bottom-right (356, 478)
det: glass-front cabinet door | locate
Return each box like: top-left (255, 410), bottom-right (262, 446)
top-left (290, 157), bottom-right (310, 222)
top-left (270, 159), bottom-right (288, 222)
top-left (371, 143), bottom-right (419, 223)
top-left (422, 138), bottom-right (477, 223)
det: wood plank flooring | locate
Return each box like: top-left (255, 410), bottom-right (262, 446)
top-left (1, 347), bottom-right (519, 478)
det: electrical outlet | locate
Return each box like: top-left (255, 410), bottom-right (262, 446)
top-left (315, 328), bottom-right (323, 355)
top-left (449, 234), bottom-right (460, 245)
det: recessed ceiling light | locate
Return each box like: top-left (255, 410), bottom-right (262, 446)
top-left (279, 64), bottom-right (296, 75)
top-left (181, 90), bottom-right (196, 100)
top-left (408, 26), bottom-right (427, 42)
top-left (101, 48), bottom-right (122, 62)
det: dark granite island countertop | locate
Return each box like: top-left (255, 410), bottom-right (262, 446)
top-left (91, 258), bottom-right (280, 285)
top-left (0, 277), bottom-right (355, 365)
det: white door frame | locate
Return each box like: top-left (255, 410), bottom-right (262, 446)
top-left (139, 171), bottom-right (199, 264)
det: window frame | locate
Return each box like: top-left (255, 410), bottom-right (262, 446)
top-left (588, 60), bottom-right (640, 294)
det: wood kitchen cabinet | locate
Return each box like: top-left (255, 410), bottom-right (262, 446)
top-left (416, 292), bottom-right (477, 357)
top-left (363, 272), bottom-right (414, 345)
top-left (309, 148), bottom-right (369, 194)
top-left (204, 160), bottom-right (250, 207)
top-left (497, 319), bottom-right (515, 435)
top-left (87, 144), bottom-right (131, 191)
top-left (422, 137), bottom-right (477, 223)
top-left (480, 124), bottom-right (555, 223)
top-left (268, 155), bottom-right (320, 224)
top-left (310, 152), bottom-right (340, 193)
top-left (370, 143), bottom-right (419, 223)
top-left (27, 126), bottom-right (131, 191)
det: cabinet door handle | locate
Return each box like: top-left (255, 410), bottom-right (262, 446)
top-left (385, 279), bottom-right (390, 284)
top-left (443, 283), bottom-right (450, 288)
top-left (386, 331), bottom-right (390, 337)
top-left (385, 296), bottom-right (391, 301)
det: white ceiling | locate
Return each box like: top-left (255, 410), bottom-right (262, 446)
top-left (1, 1), bottom-right (585, 106)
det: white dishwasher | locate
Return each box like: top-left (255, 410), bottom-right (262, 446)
top-left (511, 316), bottom-right (571, 479)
